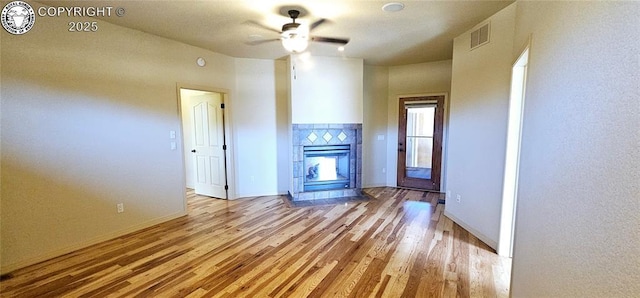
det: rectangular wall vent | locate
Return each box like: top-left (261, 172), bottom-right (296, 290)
top-left (470, 22), bottom-right (490, 50)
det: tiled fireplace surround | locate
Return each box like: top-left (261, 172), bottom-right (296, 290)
top-left (290, 124), bottom-right (362, 201)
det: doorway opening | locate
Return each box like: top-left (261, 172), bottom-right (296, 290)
top-left (498, 47), bottom-right (529, 257)
top-left (397, 95), bottom-right (444, 191)
top-left (179, 88), bottom-right (229, 200)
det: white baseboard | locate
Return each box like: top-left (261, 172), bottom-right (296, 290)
top-left (443, 210), bottom-right (498, 250)
top-left (1, 211), bottom-right (187, 275)
top-left (233, 192), bottom-right (281, 200)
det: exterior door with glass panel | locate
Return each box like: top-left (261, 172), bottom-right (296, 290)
top-left (397, 96), bottom-right (444, 190)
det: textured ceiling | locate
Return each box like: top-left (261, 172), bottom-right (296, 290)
top-left (44, 0), bottom-right (514, 65)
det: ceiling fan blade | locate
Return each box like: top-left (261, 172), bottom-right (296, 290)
top-left (245, 38), bottom-right (281, 46)
top-left (311, 36), bottom-right (350, 45)
top-left (244, 20), bottom-right (281, 34)
top-left (309, 18), bottom-right (327, 31)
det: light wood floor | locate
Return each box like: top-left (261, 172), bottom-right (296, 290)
top-left (0, 187), bottom-right (511, 297)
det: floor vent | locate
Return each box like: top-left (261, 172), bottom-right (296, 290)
top-left (470, 22), bottom-right (490, 50)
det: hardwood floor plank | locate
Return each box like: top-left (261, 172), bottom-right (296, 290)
top-left (453, 222), bottom-right (471, 298)
top-left (374, 274), bottom-right (393, 298)
top-left (0, 187), bottom-right (511, 297)
top-left (347, 257), bottom-right (386, 298)
top-left (493, 257), bottom-right (512, 298)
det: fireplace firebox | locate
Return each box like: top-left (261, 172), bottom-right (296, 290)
top-left (303, 145), bottom-right (351, 191)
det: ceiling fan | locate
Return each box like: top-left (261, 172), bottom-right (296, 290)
top-left (247, 9), bottom-right (350, 53)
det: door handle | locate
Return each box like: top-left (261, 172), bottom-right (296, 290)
top-left (191, 149), bottom-right (196, 153)
top-left (398, 142), bottom-right (404, 152)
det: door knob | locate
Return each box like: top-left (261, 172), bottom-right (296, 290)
top-left (191, 149), bottom-right (196, 153)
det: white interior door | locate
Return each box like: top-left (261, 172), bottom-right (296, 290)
top-left (191, 93), bottom-right (226, 198)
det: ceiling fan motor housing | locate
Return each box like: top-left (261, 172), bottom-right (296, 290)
top-left (282, 9), bottom-right (302, 32)
top-left (282, 22), bottom-right (300, 32)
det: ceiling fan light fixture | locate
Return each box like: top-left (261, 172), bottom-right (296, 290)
top-left (382, 2), bottom-right (404, 12)
top-left (281, 28), bottom-right (309, 53)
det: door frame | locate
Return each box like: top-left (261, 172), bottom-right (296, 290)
top-left (396, 95), bottom-right (445, 191)
top-left (176, 83), bottom-right (235, 206)
top-left (498, 44), bottom-right (530, 257)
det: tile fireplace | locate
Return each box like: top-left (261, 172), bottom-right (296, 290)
top-left (291, 124), bottom-right (362, 201)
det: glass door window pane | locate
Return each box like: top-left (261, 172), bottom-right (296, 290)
top-left (405, 106), bottom-right (435, 180)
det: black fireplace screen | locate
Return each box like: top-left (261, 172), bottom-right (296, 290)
top-left (303, 145), bottom-right (350, 191)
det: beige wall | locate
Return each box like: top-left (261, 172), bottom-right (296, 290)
top-left (233, 58), bottom-right (288, 197)
top-left (386, 60), bottom-right (452, 188)
top-left (290, 55), bottom-right (364, 124)
top-left (362, 65), bottom-right (389, 187)
top-left (510, 2), bottom-right (640, 296)
top-left (0, 6), bottom-right (236, 271)
top-left (444, 4), bottom-right (516, 249)
top-left (275, 60), bottom-right (290, 194)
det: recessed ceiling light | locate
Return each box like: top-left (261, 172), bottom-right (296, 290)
top-left (196, 57), bottom-right (206, 67)
top-left (338, 46), bottom-right (345, 52)
top-left (382, 2), bottom-right (404, 13)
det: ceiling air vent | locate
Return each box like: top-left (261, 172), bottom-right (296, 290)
top-left (470, 22), bottom-right (490, 50)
